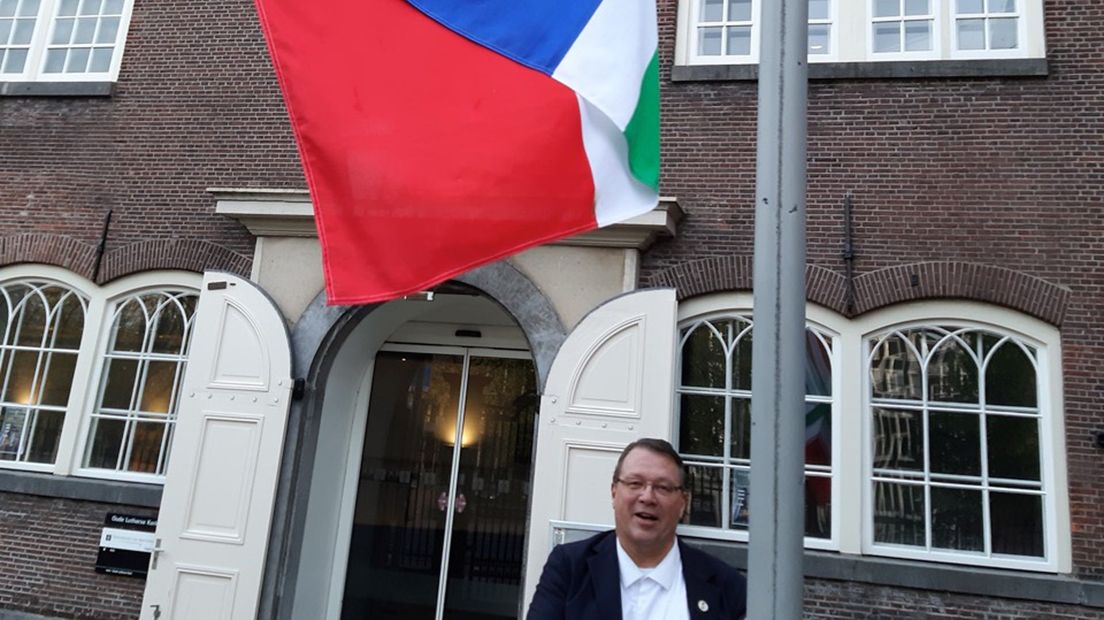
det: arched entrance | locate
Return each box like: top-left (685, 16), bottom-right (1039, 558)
top-left (284, 285), bottom-right (549, 620)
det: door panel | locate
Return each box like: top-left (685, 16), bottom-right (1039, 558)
top-left (341, 350), bottom-right (537, 620)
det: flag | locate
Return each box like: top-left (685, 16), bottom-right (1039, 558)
top-left (254, 0), bottom-right (659, 305)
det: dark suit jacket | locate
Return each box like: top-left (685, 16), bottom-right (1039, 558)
top-left (527, 530), bottom-right (747, 620)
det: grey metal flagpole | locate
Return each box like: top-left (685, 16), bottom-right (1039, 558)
top-left (747, 0), bottom-right (809, 616)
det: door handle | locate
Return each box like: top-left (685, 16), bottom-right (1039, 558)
top-left (150, 538), bottom-right (163, 570)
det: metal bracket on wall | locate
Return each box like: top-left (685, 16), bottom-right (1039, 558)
top-left (1091, 430), bottom-right (1104, 449)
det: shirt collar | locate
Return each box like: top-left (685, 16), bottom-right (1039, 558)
top-left (615, 537), bottom-right (682, 591)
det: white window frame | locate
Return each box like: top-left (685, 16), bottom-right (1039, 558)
top-left (0, 265), bottom-right (201, 484)
top-left (674, 0), bottom-right (1045, 66)
top-left (867, 0), bottom-right (942, 61)
top-left (1, 0), bottom-right (134, 83)
top-left (674, 293), bottom-right (843, 552)
top-left (674, 294), bottom-right (1070, 573)
top-left (950, 0), bottom-right (1031, 60)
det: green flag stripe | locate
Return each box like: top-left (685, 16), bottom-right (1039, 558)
top-left (622, 50), bottom-right (660, 193)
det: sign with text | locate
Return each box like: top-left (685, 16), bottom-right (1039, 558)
top-left (95, 513), bottom-right (158, 577)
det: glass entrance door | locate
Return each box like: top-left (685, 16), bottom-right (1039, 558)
top-left (340, 345), bottom-right (537, 620)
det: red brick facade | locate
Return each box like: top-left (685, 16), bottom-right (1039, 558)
top-left (1, 0), bottom-right (1101, 617)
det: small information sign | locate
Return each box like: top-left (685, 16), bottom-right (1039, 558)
top-left (95, 513), bottom-right (158, 577)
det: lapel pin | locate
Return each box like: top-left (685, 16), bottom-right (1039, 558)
top-left (698, 600), bottom-right (709, 612)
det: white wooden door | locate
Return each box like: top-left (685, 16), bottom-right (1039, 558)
top-left (140, 272), bottom-right (292, 620)
top-left (522, 288), bottom-right (678, 606)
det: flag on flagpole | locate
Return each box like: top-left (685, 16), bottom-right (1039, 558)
top-left (254, 0), bottom-right (659, 305)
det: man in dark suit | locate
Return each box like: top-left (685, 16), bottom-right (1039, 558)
top-left (527, 438), bottom-right (747, 619)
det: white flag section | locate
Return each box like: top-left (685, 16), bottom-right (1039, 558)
top-left (523, 288), bottom-right (677, 608)
top-left (140, 272), bottom-right (292, 620)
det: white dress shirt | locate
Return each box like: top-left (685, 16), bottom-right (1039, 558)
top-left (616, 538), bottom-right (691, 620)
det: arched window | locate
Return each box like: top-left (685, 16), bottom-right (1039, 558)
top-left (676, 310), bottom-right (836, 545)
top-left (867, 323), bottom-right (1047, 562)
top-left (0, 280), bottom-right (87, 464)
top-left (0, 266), bottom-right (201, 483)
top-left (83, 290), bottom-right (198, 476)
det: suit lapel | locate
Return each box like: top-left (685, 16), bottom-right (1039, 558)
top-left (586, 532), bottom-right (623, 619)
top-left (680, 541), bottom-right (720, 618)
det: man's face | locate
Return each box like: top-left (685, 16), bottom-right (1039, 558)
top-left (611, 447), bottom-right (688, 559)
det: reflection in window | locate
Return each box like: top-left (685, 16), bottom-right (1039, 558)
top-left (955, 0), bottom-right (1018, 51)
top-left (84, 290), bottom-right (197, 476)
top-left (677, 315), bottom-right (834, 539)
top-left (872, 0), bottom-right (934, 53)
top-left (868, 325), bottom-right (1044, 558)
top-left (0, 281), bottom-right (86, 464)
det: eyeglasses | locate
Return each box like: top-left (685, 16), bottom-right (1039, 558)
top-left (615, 478), bottom-right (684, 498)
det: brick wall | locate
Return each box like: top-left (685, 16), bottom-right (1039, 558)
top-left (0, 492), bottom-right (154, 619)
top-left (650, 0), bottom-right (1104, 581)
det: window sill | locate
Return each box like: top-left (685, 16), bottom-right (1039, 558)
top-left (0, 468), bottom-right (161, 507)
top-left (670, 58), bottom-right (1049, 82)
top-left (0, 81), bottom-right (114, 96)
top-left (690, 538), bottom-right (1103, 608)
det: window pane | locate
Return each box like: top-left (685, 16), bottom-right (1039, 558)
top-left (929, 411), bottom-right (980, 476)
top-left (808, 0), bottom-right (829, 20)
top-left (72, 15), bottom-right (94, 43)
top-left (930, 486), bottom-right (983, 551)
top-left (1, 47), bottom-right (25, 72)
top-left (989, 17), bottom-right (1018, 49)
top-left (990, 492), bottom-right (1043, 557)
top-left (50, 16), bottom-right (74, 43)
top-left (805, 401), bottom-right (831, 466)
top-left (27, 410), bottom-right (63, 463)
top-left (873, 22), bottom-right (900, 53)
top-left (873, 408), bottom-right (923, 471)
top-left (88, 45), bottom-right (110, 71)
top-left (729, 397), bottom-right (752, 460)
top-left (101, 357), bottom-right (138, 409)
top-left (127, 421), bottom-right (164, 473)
top-left (112, 299), bottom-right (148, 352)
top-left (139, 360), bottom-right (178, 414)
top-left (86, 417), bottom-right (125, 469)
top-left (11, 15), bottom-right (31, 43)
top-left (685, 464), bottom-right (724, 527)
top-left (0, 19), bottom-right (12, 43)
top-left (904, 0), bottom-right (929, 16)
top-left (730, 326), bottom-right (752, 390)
top-left (95, 15), bottom-right (116, 43)
top-left (957, 18), bottom-right (985, 50)
top-left (38, 352), bottom-right (76, 406)
top-left (681, 323), bottom-right (726, 388)
top-left (103, 0), bottom-right (122, 13)
top-left (698, 26), bottom-right (722, 55)
top-left (987, 415), bottom-right (1040, 481)
top-left (680, 394), bottom-right (725, 457)
top-left (728, 0), bottom-right (751, 21)
top-left (726, 25), bottom-right (751, 56)
top-left (806, 474), bottom-right (831, 538)
top-left (928, 339), bottom-right (978, 403)
top-left (957, 0), bottom-right (983, 12)
top-left (58, 0), bottom-right (77, 16)
top-left (988, 0), bottom-right (1016, 13)
top-left (0, 0), bottom-right (15, 17)
top-left (151, 297), bottom-right (195, 354)
top-left (730, 468), bottom-right (750, 529)
top-left (23, 0), bottom-right (39, 15)
top-left (64, 46), bottom-right (89, 71)
top-left (43, 48), bottom-right (65, 72)
top-left (873, 0), bottom-right (899, 18)
top-left (15, 293), bottom-right (47, 347)
top-left (904, 20), bottom-right (932, 51)
top-left (78, 0), bottom-right (101, 16)
top-left (808, 24), bottom-right (830, 54)
top-left (985, 341), bottom-right (1035, 407)
top-left (701, 0), bottom-right (723, 22)
top-left (0, 406), bottom-right (28, 460)
top-left (5, 350), bottom-right (39, 406)
top-left (52, 292), bottom-right (84, 349)
top-left (873, 481), bottom-right (925, 546)
top-left (805, 330), bottom-right (831, 396)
